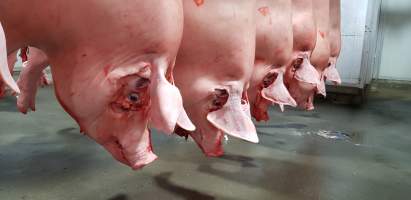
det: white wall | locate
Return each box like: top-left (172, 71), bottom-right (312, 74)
top-left (379, 0), bottom-right (411, 81)
top-left (337, 0), bottom-right (369, 86)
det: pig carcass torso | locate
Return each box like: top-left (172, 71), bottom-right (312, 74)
top-left (1, 0), bottom-right (191, 169)
top-left (174, 0), bottom-right (258, 156)
top-left (285, 0), bottom-right (319, 110)
top-left (249, 0), bottom-right (296, 121)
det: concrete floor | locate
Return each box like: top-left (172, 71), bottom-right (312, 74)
top-left (0, 84), bottom-right (410, 200)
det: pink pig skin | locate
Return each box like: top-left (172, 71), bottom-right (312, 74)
top-left (249, 0), bottom-right (296, 122)
top-left (0, 0), bottom-right (191, 169)
top-left (174, 0), bottom-right (258, 156)
top-left (284, 0), bottom-right (319, 110)
top-left (311, 0), bottom-right (331, 98)
top-left (17, 47), bottom-right (50, 114)
top-left (325, 0), bottom-right (342, 85)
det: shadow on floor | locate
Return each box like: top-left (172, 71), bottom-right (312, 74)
top-left (107, 194), bottom-right (129, 200)
top-left (0, 127), bottom-right (100, 185)
top-left (154, 172), bottom-right (216, 200)
top-left (0, 96), bottom-right (18, 112)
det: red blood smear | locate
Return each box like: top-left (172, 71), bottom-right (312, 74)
top-left (194, 0), bottom-right (204, 7)
top-left (258, 7), bottom-right (270, 16)
top-left (20, 47), bottom-right (29, 62)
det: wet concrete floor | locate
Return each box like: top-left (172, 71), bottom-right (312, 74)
top-left (0, 84), bottom-right (411, 200)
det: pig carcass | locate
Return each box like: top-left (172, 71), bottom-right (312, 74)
top-left (249, 0), bottom-right (297, 122)
top-left (311, 0), bottom-right (331, 97)
top-left (174, 0), bottom-right (258, 156)
top-left (1, 0), bottom-right (193, 169)
top-left (325, 0), bottom-right (342, 85)
top-left (284, 0), bottom-right (319, 110)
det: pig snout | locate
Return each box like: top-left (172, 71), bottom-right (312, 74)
top-left (117, 129), bottom-right (158, 170)
top-left (102, 130), bottom-right (158, 170)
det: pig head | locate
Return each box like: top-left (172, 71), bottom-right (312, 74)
top-left (249, 0), bottom-right (296, 122)
top-left (174, 0), bottom-right (258, 156)
top-left (0, 0), bottom-right (193, 169)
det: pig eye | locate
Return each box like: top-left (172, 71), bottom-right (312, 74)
top-left (111, 77), bottom-right (150, 113)
top-left (128, 93), bottom-right (140, 102)
top-left (262, 72), bottom-right (277, 88)
top-left (292, 58), bottom-right (304, 71)
top-left (210, 89), bottom-right (229, 112)
top-left (328, 62), bottom-right (332, 67)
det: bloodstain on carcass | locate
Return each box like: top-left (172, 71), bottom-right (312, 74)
top-left (20, 47), bottom-right (29, 62)
top-left (319, 31), bottom-right (325, 38)
top-left (258, 7), bottom-right (270, 16)
top-left (194, 0), bottom-right (204, 7)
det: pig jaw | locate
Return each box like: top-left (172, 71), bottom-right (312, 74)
top-left (189, 126), bottom-right (225, 157)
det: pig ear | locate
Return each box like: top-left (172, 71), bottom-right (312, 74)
top-left (294, 57), bottom-right (320, 86)
top-left (207, 93), bottom-right (259, 143)
top-left (176, 107), bottom-right (196, 131)
top-left (149, 59), bottom-right (195, 134)
top-left (0, 23), bottom-right (20, 94)
top-left (324, 60), bottom-right (342, 85)
top-left (261, 70), bottom-right (297, 112)
top-left (317, 77), bottom-right (327, 97)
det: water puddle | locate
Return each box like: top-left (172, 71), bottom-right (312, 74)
top-left (306, 130), bottom-right (363, 145)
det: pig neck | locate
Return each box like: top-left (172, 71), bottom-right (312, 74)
top-left (268, 0), bottom-right (293, 67)
top-left (313, 0), bottom-right (330, 40)
top-left (0, 1), bottom-right (57, 53)
top-left (311, 0), bottom-right (330, 72)
top-left (329, 0), bottom-right (341, 57)
top-left (291, 0), bottom-right (317, 53)
top-left (329, 0), bottom-right (341, 34)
